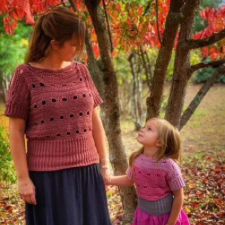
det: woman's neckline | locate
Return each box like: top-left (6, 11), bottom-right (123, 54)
top-left (27, 61), bottom-right (77, 74)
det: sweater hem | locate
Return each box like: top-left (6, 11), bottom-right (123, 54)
top-left (28, 160), bottom-right (100, 172)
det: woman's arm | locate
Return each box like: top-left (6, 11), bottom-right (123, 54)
top-left (92, 108), bottom-right (110, 181)
top-left (166, 188), bottom-right (184, 225)
top-left (9, 117), bottom-right (36, 205)
top-left (108, 175), bottom-right (134, 187)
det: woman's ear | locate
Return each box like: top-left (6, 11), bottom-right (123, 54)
top-left (50, 39), bottom-right (60, 50)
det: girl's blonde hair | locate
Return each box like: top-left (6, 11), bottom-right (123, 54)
top-left (129, 118), bottom-right (181, 167)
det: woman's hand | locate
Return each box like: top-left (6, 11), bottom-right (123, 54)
top-left (101, 167), bottom-right (110, 184)
top-left (18, 177), bottom-right (36, 205)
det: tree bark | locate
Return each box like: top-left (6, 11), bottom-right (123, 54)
top-left (165, 1), bottom-right (200, 127)
top-left (140, 46), bottom-right (151, 91)
top-left (146, 0), bottom-right (184, 119)
top-left (190, 59), bottom-right (225, 74)
top-left (184, 28), bottom-right (225, 50)
top-left (180, 66), bottom-right (225, 130)
top-left (85, 28), bottom-right (105, 97)
top-left (146, 0), bottom-right (200, 119)
top-left (129, 52), bottom-right (143, 130)
top-left (84, 0), bottom-right (137, 222)
top-left (129, 53), bottom-right (138, 127)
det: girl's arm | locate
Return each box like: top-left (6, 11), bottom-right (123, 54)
top-left (108, 175), bottom-right (134, 187)
top-left (92, 108), bottom-right (110, 181)
top-left (166, 188), bottom-right (184, 225)
top-left (9, 117), bottom-right (36, 205)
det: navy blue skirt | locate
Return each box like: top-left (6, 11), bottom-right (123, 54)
top-left (26, 164), bottom-right (112, 225)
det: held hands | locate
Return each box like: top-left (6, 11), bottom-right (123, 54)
top-left (100, 158), bottom-right (111, 184)
top-left (101, 166), bottom-right (111, 184)
top-left (18, 177), bottom-right (36, 205)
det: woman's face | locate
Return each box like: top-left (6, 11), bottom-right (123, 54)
top-left (52, 38), bottom-right (79, 61)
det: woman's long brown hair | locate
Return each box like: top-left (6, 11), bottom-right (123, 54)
top-left (25, 7), bottom-right (85, 63)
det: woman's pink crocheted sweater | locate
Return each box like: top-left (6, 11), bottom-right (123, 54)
top-left (5, 62), bottom-right (103, 171)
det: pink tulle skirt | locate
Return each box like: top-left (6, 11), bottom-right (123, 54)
top-left (132, 206), bottom-right (190, 225)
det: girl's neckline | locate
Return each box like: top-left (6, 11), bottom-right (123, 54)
top-left (140, 154), bottom-right (156, 161)
top-left (140, 154), bottom-right (171, 163)
top-left (27, 61), bottom-right (77, 74)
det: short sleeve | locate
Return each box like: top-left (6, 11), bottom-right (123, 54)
top-left (80, 64), bottom-right (103, 108)
top-left (126, 166), bottom-right (134, 180)
top-left (165, 160), bottom-right (185, 191)
top-left (4, 65), bottom-right (30, 121)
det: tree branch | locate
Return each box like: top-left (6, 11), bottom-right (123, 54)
top-left (179, 0), bottom-right (200, 22)
top-left (155, 0), bottom-right (163, 46)
top-left (143, 0), bottom-right (154, 16)
top-left (185, 28), bottom-right (225, 50)
top-left (84, 0), bottom-right (101, 9)
top-left (102, 0), bottom-right (114, 53)
top-left (139, 46), bottom-right (151, 91)
top-left (190, 59), bottom-right (225, 74)
top-left (180, 65), bottom-right (225, 130)
top-left (69, 0), bottom-right (77, 11)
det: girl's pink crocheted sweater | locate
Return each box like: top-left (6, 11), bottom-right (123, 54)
top-left (5, 62), bottom-right (103, 171)
top-left (127, 154), bottom-right (185, 201)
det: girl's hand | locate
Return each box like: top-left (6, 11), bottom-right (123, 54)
top-left (18, 177), bottom-right (36, 205)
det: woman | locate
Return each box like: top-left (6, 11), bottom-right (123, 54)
top-left (5, 6), bottom-right (111, 225)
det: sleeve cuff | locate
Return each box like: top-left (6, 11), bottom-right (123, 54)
top-left (93, 92), bottom-right (103, 108)
top-left (169, 177), bottom-right (186, 191)
top-left (4, 104), bottom-right (28, 121)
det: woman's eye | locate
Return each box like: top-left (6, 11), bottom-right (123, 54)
top-left (148, 127), bottom-right (151, 131)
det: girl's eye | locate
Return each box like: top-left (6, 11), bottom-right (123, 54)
top-left (148, 127), bottom-right (151, 131)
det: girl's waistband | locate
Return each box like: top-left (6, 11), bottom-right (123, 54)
top-left (138, 194), bottom-right (173, 216)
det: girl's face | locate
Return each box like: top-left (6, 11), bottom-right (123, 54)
top-left (137, 120), bottom-right (161, 149)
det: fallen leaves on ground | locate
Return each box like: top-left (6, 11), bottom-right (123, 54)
top-left (0, 154), bottom-right (225, 225)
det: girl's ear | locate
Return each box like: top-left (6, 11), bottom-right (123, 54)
top-left (156, 140), bottom-right (162, 147)
top-left (50, 39), bottom-right (61, 50)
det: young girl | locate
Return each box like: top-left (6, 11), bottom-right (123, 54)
top-left (108, 118), bottom-right (190, 225)
top-left (5, 7), bottom-right (111, 225)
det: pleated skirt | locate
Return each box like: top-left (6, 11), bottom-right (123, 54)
top-left (26, 164), bottom-right (112, 225)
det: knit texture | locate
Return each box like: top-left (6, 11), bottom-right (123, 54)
top-left (126, 154), bottom-right (185, 201)
top-left (5, 62), bottom-right (103, 171)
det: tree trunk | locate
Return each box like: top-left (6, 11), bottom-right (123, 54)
top-left (129, 52), bottom-right (143, 130)
top-left (85, 29), bottom-right (105, 97)
top-left (136, 58), bottom-right (143, 129)
top-left (146, 0), bottom-right (184, 119)
top-left (165, 2), bottom-right (200, 127)
top-left (84, 0), bottom-right (137, 222)
top-left (129, 53), bottom-right (138, 125)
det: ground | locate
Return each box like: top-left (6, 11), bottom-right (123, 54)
top-left (0, 84), bottom-right (225, 225)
